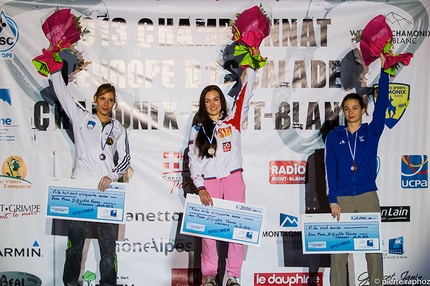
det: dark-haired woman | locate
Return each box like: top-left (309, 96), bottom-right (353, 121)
top-left (188, 67), bottom-right (255, 286)
top-left (325, 54), bottom-right (387, 286)
top-left (51, 71), bottom-right (131, 286)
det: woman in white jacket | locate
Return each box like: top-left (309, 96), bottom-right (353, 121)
top-left (51, 71), bottom-right (131, 286)
top-left (188, 67), bottom-right (255, 286)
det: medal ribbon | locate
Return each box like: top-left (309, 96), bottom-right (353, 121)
top-left (101, 119), bottom-right (114, 153)
top-left (201, 123), bottom-right (216, 145)
top-left (346, 129), bottom-right (358, 165)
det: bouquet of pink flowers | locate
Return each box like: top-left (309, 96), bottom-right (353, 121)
top-left (230, 4), bottom-right (270, 70)
top-left (359, 14), bottom-right (413, 77)
top-left (32, 8), bottom-right (90, 79)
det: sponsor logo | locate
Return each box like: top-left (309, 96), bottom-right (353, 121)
top-left (269, 161), bottom-right (306, 184)
top-left (380, 206), bottom-right (410, 222)
top-left (0, 10), bottom-right (19, 59)
top-left (117, 237), bottom-right (193, 256)
top-left (279, 213), bottom-right (298, 228)
top-left (0, 271), bottom-right (42, 286)
top-left (217, 126), bottom-right (232, 138)
top-left (0, 241), bottom-right (41, 257)
top-left (0, 91), bottom-right (18, 140)
top-left (222, 141), bottom-right (231, 152)
top-left (162, 151), bottom-right (195, 194)
top-left (254, 272), bottom-right (323, 286)
top-left (0, 203), bottom-right (41, 219)
top-left (388, 236), bottom-right (405, 255)
top-left (0, 156), bottom-right (31, 187)
top-left (374, 83), bottom-right (410, 129)
top-left (0, 89), bottom-right (11, 105)
top-left (163, 152), bottom-right (185, 181)
top-left (125, 210), bottom-right (181, 222)
top-left (262, 230), bottom-right (301, 238)
top-left (401, 155), bottom-right (428, 189)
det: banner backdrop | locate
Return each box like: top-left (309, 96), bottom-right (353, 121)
top-left (1, 0), bottom-right (429, 285)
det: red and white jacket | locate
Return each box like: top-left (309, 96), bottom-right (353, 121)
top-left (188, 67), bottom-right (255, 190)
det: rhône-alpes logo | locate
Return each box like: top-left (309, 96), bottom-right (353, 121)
top-left (1, 156), bottom-right (31, 187)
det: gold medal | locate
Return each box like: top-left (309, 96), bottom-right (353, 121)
top-left (208, 147), bottom-right (215, 156)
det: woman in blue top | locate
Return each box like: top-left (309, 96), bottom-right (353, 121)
top-left (325, 54), bottom-right (388, 286)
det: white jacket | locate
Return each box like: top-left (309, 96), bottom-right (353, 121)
top-left (188, 68), bottom-right (255, 189)
top-left (51, 72), bottom-right (131, 181)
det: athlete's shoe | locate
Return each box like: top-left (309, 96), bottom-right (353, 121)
top-left (226, 277), bottom-right (241, 286)
top-left (203, 276), bottom-right (218, 286)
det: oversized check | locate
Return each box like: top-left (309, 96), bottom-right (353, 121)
top-left (301, 212), bottom-right (382, 254)
top-left (46, 177), bottom-right (127, 224)
top-left (180, 194), bottom-right (266, 246)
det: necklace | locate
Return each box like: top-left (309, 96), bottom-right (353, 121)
top-left (346, 129), bottom-right (358, 172)
top-left (201, 123), bottom-right (216, 156)
top-left (100, 119), bottom-right (114, 161)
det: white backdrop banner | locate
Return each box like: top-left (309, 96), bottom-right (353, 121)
top-left (0, 0), bottom-right (429, 285)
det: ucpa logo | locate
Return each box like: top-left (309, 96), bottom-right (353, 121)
top-left (279, 213), bottom-right (298, 227)
top-left (0, 10), bottom-right (19, 58)
top-left (401, 155), bottom-right (428, 189)
top-left (374, 83), bottom-right (410, 129)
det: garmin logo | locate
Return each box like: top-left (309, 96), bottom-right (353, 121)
top-left (0, 241), bottom-right (41, 257)
top-left (380, 206), bottom-right (410, 222)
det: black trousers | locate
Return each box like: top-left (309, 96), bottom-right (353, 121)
top-left (62, 220), bottom-right (117, 286)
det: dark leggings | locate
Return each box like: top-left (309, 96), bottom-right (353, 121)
top-left (62, 221), bottom-right (117, 286)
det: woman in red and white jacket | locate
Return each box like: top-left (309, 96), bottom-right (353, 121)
top-left (188, 67), bottom-right (255, 286)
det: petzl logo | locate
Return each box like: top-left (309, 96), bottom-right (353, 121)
top-left (401, 155), bottom-right (428, 189)
top-left (375, 83), bottom-right (410, 129)
top-left (0, 10), bottom-right (19, 57)
top-left (388, 236), bottom-right (404, 255)
top-left (280, 213), bottom-right (298, 227)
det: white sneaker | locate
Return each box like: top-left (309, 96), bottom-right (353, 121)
top-left (203, 276), bottom-right (218, 286)
top-left (226, 277), bottom-right (240, 286)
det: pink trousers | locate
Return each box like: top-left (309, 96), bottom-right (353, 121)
top-left (201, 171), bottom-right (246, 278)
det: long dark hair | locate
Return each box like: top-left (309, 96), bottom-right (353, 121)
top-left (192, 85), bottom-right (228, 159)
